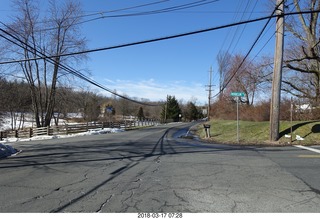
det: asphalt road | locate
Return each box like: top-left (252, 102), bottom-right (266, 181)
top-left (0, 122), bottom-right (320, 213)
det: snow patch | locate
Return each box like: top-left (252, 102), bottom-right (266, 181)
top-left (0, 128), bottom-right (124, 143)
top-left (0, 128), bottom-right (124, 158)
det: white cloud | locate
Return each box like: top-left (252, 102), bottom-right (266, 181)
top-left (100, 78), bottom-right (214, 105)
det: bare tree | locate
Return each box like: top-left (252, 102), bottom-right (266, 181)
top-left (4, 0), bottom-right (86, 127)
top-left (0, 78), bottom-right (31, 130)
top-left (283, 0), bottom-right (320, 105)
top-left (224, 54), bottom-right (267, 105)
top-left (216, 51), bottom-right (231, 95)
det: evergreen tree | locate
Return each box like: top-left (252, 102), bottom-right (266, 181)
top-left (137, 107), bottom-right (145, 121)
top-left (185, 102), bottom-right (202, 121)
top-left (161, 96), bottom-right (181, 122)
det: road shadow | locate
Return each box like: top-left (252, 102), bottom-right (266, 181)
top-left (302, 123), bottom-right (320, 139)
top-left (0, 125), bottom-right (259, 212)
top-left (144, 128), bottom-right (170, 157)
top-left (312, 124), bottom-right (320, 133)
top-left (279, 121), bottom-right (320, 139)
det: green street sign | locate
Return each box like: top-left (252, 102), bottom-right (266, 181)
top-left (230, 92), bottom-right (245, 97)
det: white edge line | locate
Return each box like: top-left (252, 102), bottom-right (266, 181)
top-left (294, 145), bottom-right (320, 154)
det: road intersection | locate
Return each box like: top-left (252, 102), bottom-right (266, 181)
top-left (0, 122), bottom-right (319, 212)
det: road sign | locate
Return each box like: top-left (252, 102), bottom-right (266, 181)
top-left (230, 92), bottom-right (245, 97)
top-left (230, 92), bottom-right (244, 143)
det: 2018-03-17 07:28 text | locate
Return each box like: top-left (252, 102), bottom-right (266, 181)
top-left (137, 213), bottom-right (183, 218)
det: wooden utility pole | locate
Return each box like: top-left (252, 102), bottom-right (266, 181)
top-left (270, 0), bottom-right (285, 141)
top-left (164, 95), bottom-right (168, 123)
top-left (206, 67), bottom-right (213, 120)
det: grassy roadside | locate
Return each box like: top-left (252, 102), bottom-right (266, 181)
top-left (196, 120), bottom-right (320, 146)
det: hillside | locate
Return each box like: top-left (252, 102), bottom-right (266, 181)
top-left (197, 120), bottom-right (320, 146)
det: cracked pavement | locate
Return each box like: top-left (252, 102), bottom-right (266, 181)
top-left (0, 122), bottom-right (320, 212)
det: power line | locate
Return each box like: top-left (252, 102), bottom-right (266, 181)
top-left (82, 0), bottom-right (170, 17)
top-left (0, 24), bottom-right (162, 107)
top-left (213, 1), bottom-right (242, 85)
top-left (214, 0), bottom-right (257, 87)
top-left (39, 0), bottom-right (170, 31)
top-left (230, 0), bottom-right (259, 55)
top-left (7, 0), bottom-right (169, 28)
top-left (248, 0), bottom-right (299, 65)
top-left (3, 8), bottom-right (316, 66)
top-left (106, 0), bottom-right (219, 17)
top-left (212, 0), bottom-right (287, 98)
top-left (32, 0), bottom-right (219, 32)
top-left (1, 6), bottom-right (318, 102)
top-left (0, 12), bottom-right (283, 65)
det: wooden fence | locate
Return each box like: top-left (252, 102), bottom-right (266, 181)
top-left (0, 120), bottom-right (158, 141)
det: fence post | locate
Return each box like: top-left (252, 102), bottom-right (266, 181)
top-left (66, 124), bottom-right (69, 135)
top-left (47, 126), bottom-right (50, 135)
top-left (0, 131), bottom-right (2, 141)
top-left (29, 128), bottom-right (32, 138)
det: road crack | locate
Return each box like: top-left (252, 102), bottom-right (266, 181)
top-left (173, 190), bottom-right (189, 203)
top-left (96, 194), bottom-right (114, 213)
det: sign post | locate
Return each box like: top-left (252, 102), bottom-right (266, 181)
top-left (230, 92), bottom-right (245, 143)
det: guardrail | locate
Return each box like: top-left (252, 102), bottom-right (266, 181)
top-left (0, 120), bottom-right (158, 140)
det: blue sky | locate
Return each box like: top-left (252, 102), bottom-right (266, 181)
top-left (0, 0), bottom-right (276, 105)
